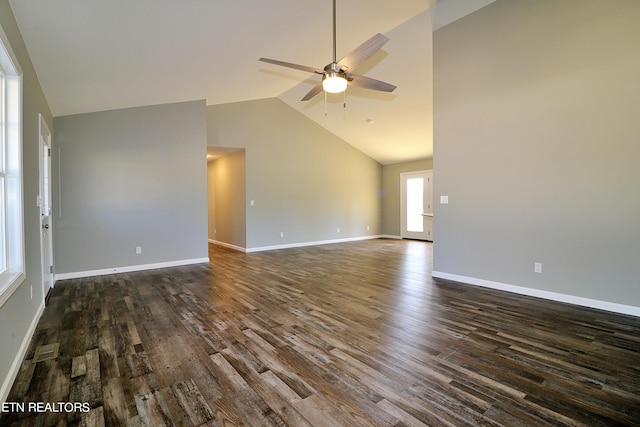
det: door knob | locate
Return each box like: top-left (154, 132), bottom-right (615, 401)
top-left (42, 224), bottom-right (49, 229)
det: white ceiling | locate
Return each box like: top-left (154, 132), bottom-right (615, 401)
top-left (9, 0), bottom-right (494, 165)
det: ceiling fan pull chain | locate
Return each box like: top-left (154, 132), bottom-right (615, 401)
top-left (324, 91), bottom-right (328, 116)
top-left (343, 90), bottom-right (347, 109)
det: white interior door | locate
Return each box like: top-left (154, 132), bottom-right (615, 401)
top-left (401, 170), bottom-right (433, 241)
top-left (38, 114), bottom-right (54, 298)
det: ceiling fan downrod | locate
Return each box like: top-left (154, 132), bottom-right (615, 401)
top-left (332, 0), bottom-right (337, 64)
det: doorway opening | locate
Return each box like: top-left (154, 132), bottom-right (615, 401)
top-left (38, 114), bottom-right (54, 300)
top-left (400, 170), bottom-right (433, 241)
top-left (207, 146), bottom-right (246, 251)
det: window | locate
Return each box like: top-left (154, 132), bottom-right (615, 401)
top-left (0, 26), bottom-right (24, 308)
top-left (406, 177), bottom-right (424, 233)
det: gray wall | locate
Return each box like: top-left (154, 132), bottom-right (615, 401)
top-left (433, 0), bottom-right (640, 307)
top-left (207, 98), bottom-right (382, 250)
top-left (208, 150), bottom-right (247, 248)
top-left (53, 100), bottom-right (209, 275)
top-left (382, 158), bottom-right (433, 237)
top-left (0, 0), bottom-right (53, 400)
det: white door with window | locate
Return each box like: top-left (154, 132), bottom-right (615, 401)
top-left (39, 114), bottom-right (54, 298)
top-left (400, 170), bottom-right (433, 241)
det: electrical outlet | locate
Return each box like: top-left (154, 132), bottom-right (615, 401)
top-left (136, 246), bottom-right (142, 254)
top-left (534, 262), bottom-right (542, 273)
top-left (280, 232), bottom-right (284, 238)
top-left (337, 228), bottom-right (340, 233)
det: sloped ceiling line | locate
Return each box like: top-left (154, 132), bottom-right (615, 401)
top-left (9, 0), bottom-right (494, 164)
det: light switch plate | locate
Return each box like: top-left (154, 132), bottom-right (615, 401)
top-left (440, 195), bottom-right (449, 204)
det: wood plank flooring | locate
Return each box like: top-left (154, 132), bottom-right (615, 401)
top-left (2, 239), bottom-right (640, 426)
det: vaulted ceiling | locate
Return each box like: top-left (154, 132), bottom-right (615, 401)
top-left (9, 0), bottom-right (494, 164)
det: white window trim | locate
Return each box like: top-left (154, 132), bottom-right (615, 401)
top-left (0, 23), bottom-right (25, 309)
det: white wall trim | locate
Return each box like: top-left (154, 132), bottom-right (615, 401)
top-left (432, 271), bottom-right (640, 317)
top-left (54, 258), bottom-right (210, 281)
top-left (246, 235), bottom-right (384, 253)
top-left (210, 240), bottom-right (246, 253)
top-left (1, 300), bottom-right (45, 403)
top-left (211, 235), bottom-right (405, 253)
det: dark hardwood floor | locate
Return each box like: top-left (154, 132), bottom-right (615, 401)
top-left (2, 239), bottom-right (640, 426)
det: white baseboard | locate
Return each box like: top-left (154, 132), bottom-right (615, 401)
top-left (210, 240), bottom-right (246, 252)
top-left (1, 300), bottom-right (45, 403)
top-left (380, 235), bottom-right (402, 240)
top-left (431, 271), bottom-right (640, 317)
top-left (54, 257), bottom-right (210, 281)
top-left (210, 235), bottom-right (385, 253)
top-left (245, 235), bottom-right (384, 253)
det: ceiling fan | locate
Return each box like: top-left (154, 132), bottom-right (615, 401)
top-left (259, 0), bottom-right (397, 101)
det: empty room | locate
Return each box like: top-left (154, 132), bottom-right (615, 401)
top-left (1, 0), bottom-right (639, 425)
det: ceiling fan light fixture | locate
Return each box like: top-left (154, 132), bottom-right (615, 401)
top-left (259, 0), bottom-right (395, 102)
top-left (322, 72), bottom-right (348, 94)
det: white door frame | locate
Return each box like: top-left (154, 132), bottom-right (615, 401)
top-left (38, 113), bottom-right (54, 300)
top-left (400, 170), bottom-right (433, 241)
